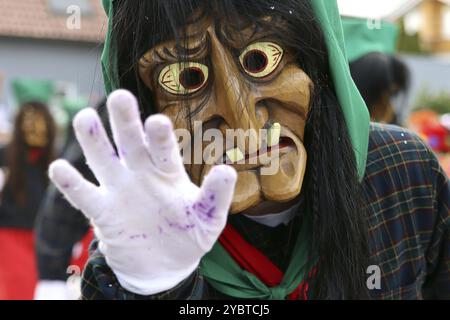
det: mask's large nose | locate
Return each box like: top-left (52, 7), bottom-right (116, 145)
top-left (208, 31), bottom-right (268, 155)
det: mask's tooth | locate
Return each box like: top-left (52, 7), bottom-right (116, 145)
top-left (268, 123), bottom-right (281, 147)
top-left (226, 148), bottom-right (244, 164)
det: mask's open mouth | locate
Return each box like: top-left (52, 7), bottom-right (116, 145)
top-left (245, 136), bottom-right (295, 160)
top-left (217, 135), bottom-right (296, 171)
top-left (271, 136), bottom-right (295, 151)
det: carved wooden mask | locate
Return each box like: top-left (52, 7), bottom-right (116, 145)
top-left (21, 107), bottom-right (49, 148)
top-left (138, 13), bottom-right (312, 215)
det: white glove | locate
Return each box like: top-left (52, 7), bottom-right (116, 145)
top-left (34, 280), bottom-right (72, 300)
top-left (49, 90), bottom-right (237, 296)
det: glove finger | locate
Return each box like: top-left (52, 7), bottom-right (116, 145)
top-left (145, 114), bottom-right (185, 175)
top-left (196, 165), bottom-right (237, 237)
top-left (107, 90), bottom-right (151, 171)
top-left (73, 108), bottom-right (122, 186)
top-left (49, 159), bottom-right (103, 220)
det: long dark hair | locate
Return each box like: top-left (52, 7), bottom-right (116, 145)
top-left (6, 101), bottom-right (56, 205)
top-left (350, 52), bottom-right (410, 114)
top-left (109, 0), bottom-right (370, 299)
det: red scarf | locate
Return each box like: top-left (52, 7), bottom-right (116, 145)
top-left (28, 148), bottom-right (44, 164)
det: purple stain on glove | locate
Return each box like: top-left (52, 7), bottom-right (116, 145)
top-left (129, 234), bottom-right (147, 240)
top-left (165, 218), bottom-right (195, 231)
top-left (201, 206), bottom-right (216, 220)
top-left (62, 182), bottom-right (71, 189)
top-left (89, 120), bottom-right (100, 137)
top-left (119, 148), bottom-right (128, 158)
top-left (192, 191), bottom-right (217, 222)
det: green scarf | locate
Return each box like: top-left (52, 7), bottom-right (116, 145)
top-left (100, 0), bottom-right (370, 300)
top-left (200, 216), bottom-right (315, 300)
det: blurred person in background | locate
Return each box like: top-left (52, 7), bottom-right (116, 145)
top-left (0, 72), bottom-right (12, 145)
top-left (343, 18), bottom-right (411, 125)
top-left (350, 52), bottom-right (410, 124)
top-left (342, 19), bottom-right (450, 178)
top-left (34, 99), bottom-right (106, 300)
top-left (0, 79), bottom-right (56, 299)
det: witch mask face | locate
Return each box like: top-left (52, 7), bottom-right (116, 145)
top-left (139, 13), bottom-right (312, 215)
top-left (21, 107), bottom-right (48, 148)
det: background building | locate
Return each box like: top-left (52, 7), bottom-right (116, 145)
top-left (338, 0), bottom-right (450, 54)
top-left (0, 0), bottom-right (107, 110)
top-left (338, 0), bottom-right (450, 119)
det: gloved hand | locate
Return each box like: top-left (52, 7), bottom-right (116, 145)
top-left (49, 90), bottom-right (237, 295)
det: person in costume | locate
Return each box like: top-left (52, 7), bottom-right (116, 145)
top-left (342, 18), bottom-right (410, 125)
top-left (34, 99), bottom-right (106, 300)
top-left (47, 0), bottom-right (450, 300)
top-left (0, 72), bottom-right (12, 143)
top-left (0, 79), bottom-right (56, 299)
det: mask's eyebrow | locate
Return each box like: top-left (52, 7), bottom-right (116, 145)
top-left (139, 9), bottom-right (211, 65)
top-left (138, 33), bottom-right (210, 89)
top-left (139, 32), bottom-right (210, 69)
top-left (217, 16), bottom-right (279, 50)
top-left (172, 34), bottom-right (210, 59)
top-left (216, 21), bottom-right (256, 50)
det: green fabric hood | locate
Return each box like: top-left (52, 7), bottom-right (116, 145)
top-left (342, 17), bottom-right (400, 63)
top-left (100, 0), bottom-right (370, 180)
top-left (12, 79), bottom-right (54, 106)
top-left (62, 96), bottom-right (89, 120)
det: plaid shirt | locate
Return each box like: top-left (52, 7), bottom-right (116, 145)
top-left (35, 143), bottom-right (92, 280)
top-left (64, 123), bottom-right (450, 299)
top-left (35, 107), bottom-right (109, 281)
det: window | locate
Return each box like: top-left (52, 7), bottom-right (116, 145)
top-left (47, 0), bottom-right (93, 17)
top-left (443, 7), bottom-right (450, 40)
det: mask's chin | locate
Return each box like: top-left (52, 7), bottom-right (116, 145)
top-left (24, 134), bottom-right (48, 148)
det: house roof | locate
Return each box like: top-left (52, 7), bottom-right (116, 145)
top-left (338, 0), bottom-right (450, 21)
top-left (0, 0), bottom-right (107, 43)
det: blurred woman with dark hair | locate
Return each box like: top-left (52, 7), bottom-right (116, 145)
top-left (0, 101), bottom-right (56, 300)
top-left (342, 18), bottom-right (411, 125)
top-left (350, 52), bottom-right (410, 124)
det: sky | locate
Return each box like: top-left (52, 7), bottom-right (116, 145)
top-left (337, 0), bottom-right (450, 38)
top-left (337, 0), bottom-right (417, 19)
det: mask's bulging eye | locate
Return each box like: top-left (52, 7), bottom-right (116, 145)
top-left (239, 42), bottom-right (284, 78)
top-left (159, 62), bottom-right (209, 95)
top-left (243, 50), bottom-right (268, 73)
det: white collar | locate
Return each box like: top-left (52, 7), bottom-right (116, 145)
top-left (243, 200), bottom-right (301, 228)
